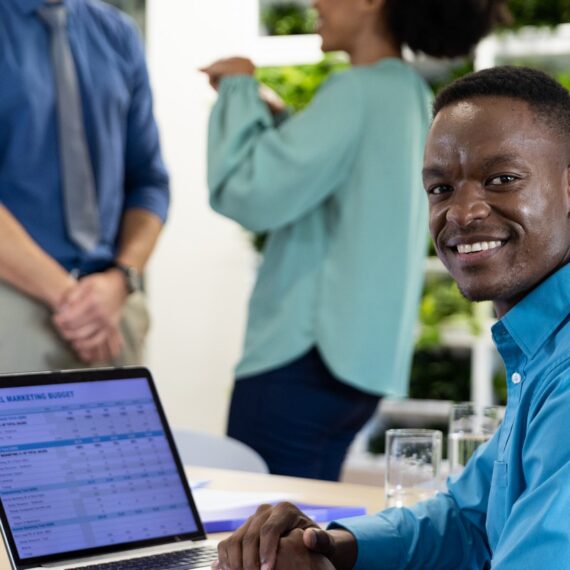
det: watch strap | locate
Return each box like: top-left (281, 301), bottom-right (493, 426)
top-left (111, 262), bottom-right (142, 294)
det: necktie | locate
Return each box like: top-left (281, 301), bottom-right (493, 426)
top-left (38, 3), bottom-right (100, 252)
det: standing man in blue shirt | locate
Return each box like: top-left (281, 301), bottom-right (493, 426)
top-left (212, 65), bottom-right (570, 569)
top-left (0, 0), bottom-right (169, 372)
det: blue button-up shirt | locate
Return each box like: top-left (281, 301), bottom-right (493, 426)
top-left (333, 263), bottom-right (570, 568)
top-left (0, 0), bottom-right (169, 273)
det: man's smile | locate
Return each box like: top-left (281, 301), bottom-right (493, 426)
top-left (455, 240), bottom-right (503, 254)
top-left (441, 234), bottom-right (509, 264)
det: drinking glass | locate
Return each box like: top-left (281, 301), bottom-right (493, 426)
top-left (448, 403), bottom-right (501, 475)
top-left (385, 429), bottom-right (442, 508)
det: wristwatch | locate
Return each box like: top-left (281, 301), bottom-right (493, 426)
top-left (112, 262), bottom-right (143, 294)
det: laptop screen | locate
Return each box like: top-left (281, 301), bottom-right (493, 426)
top-left (0, 371), bottom-right (203, 564)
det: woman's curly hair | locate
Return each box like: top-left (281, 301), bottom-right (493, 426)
top-left (384, 0), bottom-right (511, 58)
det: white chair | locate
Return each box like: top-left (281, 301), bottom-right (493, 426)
top-left (173, 429), bottom-right (269, 474)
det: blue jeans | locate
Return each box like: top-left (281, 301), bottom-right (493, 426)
top-left (227, 348), bottom-right (381, 481)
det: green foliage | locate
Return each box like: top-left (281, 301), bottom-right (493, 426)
top-left (409, 348), bottom-right (471, 401)
top-left (556, 72), bottom-right (570, 90)
top-left (507, 0), bottom-right (570, 28)
top-left (417, 277), bottom-right (480, 349)
top-left (261, 0), bottom-right (570, 38)
top-left (260, 0), bottom-right (570, 37)
top-left (256, 55), bottom-right (348, 112)
top-left (261, 3), bottom-right (317, 36)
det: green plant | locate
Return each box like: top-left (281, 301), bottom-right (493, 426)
top-left (417, 277), bottom-right (480, 349)
top-left (256, 55), bottom-right (348, 112)
top-left (507, 0), bottom-right (570, 28)
top-left (261, 3), bottom-right (317, 36)
top-left (556, 72), bottom-right (570, 91)
top-left (409, 348), bottom-right (472, 402)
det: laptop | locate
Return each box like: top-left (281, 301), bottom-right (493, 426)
top-left (0, 367), bottom-right (220, 569)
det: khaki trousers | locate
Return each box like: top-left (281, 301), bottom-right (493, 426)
top-left (0, 281), bottom-right (150, 373)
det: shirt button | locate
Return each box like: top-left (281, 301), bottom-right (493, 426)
top-left (511, 372), bottom-right (522, 385)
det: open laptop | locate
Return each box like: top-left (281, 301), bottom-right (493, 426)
top-left (0, 367), bottom-right (219, 569)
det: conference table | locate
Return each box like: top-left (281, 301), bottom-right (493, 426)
top-left (0, 466), bottom-right (386, 569)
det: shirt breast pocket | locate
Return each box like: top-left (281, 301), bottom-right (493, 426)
top-left (486, 460), bottom-right (509, 551)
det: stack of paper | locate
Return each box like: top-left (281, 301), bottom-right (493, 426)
top-left (194, 489), bottom-right (366, 532)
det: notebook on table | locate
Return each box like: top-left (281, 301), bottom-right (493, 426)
top-left (0, 367), bottom-right (218, 570)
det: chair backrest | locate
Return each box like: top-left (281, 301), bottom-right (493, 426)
top-left (173, 429), bottom-right (269, 474)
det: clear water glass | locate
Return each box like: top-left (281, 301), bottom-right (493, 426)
top-left (448, 402), bottom-right (502, 475)
top-left (385, 429), bottom-right (442, 508)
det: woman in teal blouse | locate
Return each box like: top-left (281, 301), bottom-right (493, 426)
top-left (202, 0), bottom-right (508, 481)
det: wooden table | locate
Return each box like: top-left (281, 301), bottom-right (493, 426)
top-left (186, 466), bottom-right (385, 538)
top-left (0, 467), bottom-right (385, 569)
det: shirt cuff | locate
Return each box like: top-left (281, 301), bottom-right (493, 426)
top-left (124, 185), bottom-right (170, 222)
top-left (328, 513), bottom-right (405, 570)
top-left (217, 75), bottom-right (273, 127)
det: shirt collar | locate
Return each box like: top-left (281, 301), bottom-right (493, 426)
top-left (497, 263), bottom-right (570, 359)
top-left (11, 0), bottom-right (77, 16)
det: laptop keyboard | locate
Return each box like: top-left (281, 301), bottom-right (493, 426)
top-left (66, 546), bottom-right (219, 569)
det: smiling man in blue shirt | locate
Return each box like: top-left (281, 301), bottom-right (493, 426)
top-left (0, 0), bottom-right (169, 371)
top-left (212, 65), bottom-right (570, 569)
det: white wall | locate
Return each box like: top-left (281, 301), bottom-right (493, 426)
top-left (144, 0), bottom-right (259, 435)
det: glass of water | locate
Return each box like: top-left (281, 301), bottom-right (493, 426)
top-left (448, 403), bottom-right (501, 475)
top-left (385, 429), bottom-right (442, 508)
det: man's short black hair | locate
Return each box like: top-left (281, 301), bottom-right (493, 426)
top-left (384, 0), bottom-right (510, 58)
top-left (433, 66), bottom-right (570, 151)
